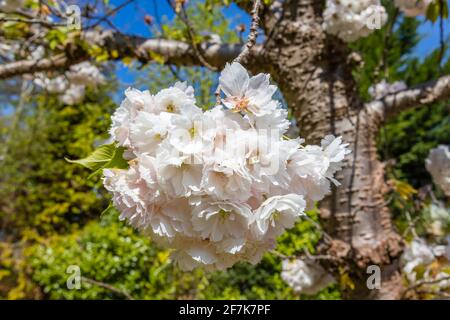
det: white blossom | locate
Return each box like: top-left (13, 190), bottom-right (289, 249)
top-left (281, 259), bottom-right (335, 295)
top-left (33, 61), bottom-right (105, 105)
top-left (402, 237), bottom-right (450, 291)
top-left (66, 62), bottom-right (105, 86)
top-left (34, 74), bottom-right (69, 94)
top-left (103, 62), bottom-right (350, 271)
top-left (110, 88), bottom-right (155, 148)
top-left (30, 45), bottom-right (45, 61)
top-left (395, 0), bottom-right (433, 17)
top-left (219, 62), bottom-right (278, 117)
top-left (369, 79), bottom-right (407, 99)
top-left (426, 203), bottom-right (450, 236)
top-left (426, 145), bottom-right (450, 196)
top-left (322, 0), bottom-right (388, 42)
top-left (192, 201), bottom-right (252, 243)
top-left (154, 82), bottom-right (199, 115)
top-left (402, 238), bottom-right (436, 282)
top-left (60, 84), bottom-right (86, 105)
top-left (253, 194), bottom-right (306, 240)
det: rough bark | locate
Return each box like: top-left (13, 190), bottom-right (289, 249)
top-left (254, 0), bottom-right (405, 299)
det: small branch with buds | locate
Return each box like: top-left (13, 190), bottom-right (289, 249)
top-left (215, 0), bottom-right (262, 106)
top-left (233, 0), bottom-right (261, 64)
top-left (402, 275), bottom-right (450, 299)
top-left (81, 276), bottom-right (134, 300)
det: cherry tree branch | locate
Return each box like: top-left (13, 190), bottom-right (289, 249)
top-left (0, 16), bottom-right (66, 27)
top-left (366, 74), bottom-right (450, 121)
top-left (0, 54), bottom-right (75, 79)
top-left (402, 275), bottom-right (450, 299)
top-left (0, 31), bottom-right (261, 79)
top-left (81, 276), bottom-right (134, 300)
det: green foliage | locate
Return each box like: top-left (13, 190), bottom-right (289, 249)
top-left (160, 1), bottom-right (240, 45)
top-left (0, 85), bottom-right (116, 239)
top-left (351, 1), bottom-right (421, 100)
top-left (26, 210), bottom-right (339, 300)
top-left (380, 101), bottom-right (450, 187)
top-left (426, 0), bottom-right (449, 23)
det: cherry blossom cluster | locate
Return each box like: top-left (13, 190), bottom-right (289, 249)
top-left (402, 238), bottom-right (450, 289)
top-left (425, 203), bottom-right (450, 237)
top-left (395, 0), bottom-right (433, 17)
top-left (34, 62), bottom-right (105, 105)
top-left (103, 62), bottom-right (350, 271)
top-left (426, 145), bottom-right (450, 197)
top-left (322, 0), bottom-right (388, 42)
top-left (281, 258), bottom-right (334, 295)
top-left (368, 79), bottom-right (407, 99)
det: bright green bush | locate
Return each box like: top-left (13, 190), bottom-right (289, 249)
top-left (27, 211), bottom-right (340, 300)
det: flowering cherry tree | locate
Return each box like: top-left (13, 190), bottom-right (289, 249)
top-left (1, 0), bottom-right (450, 300)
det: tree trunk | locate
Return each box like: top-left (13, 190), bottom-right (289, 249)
top-left (250, 0), bottom-right (404, 299)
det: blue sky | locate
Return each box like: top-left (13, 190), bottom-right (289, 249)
top-left (105, 0), bottom-right (251, 86)
top-left (104, 0), bottom-right (449, 86)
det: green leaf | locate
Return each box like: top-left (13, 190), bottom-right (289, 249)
top-left (442, 1), bottom-right (449, 19)
top-left (100, 202), bottom-right (113, 218)
top-left (65, 143), bottom-right (116, 171)
top-left (426, 2), bottom-right (440, 23)
top-left (105, 146), bottom-right (128, 169)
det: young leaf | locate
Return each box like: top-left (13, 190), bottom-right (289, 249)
top-left (105, 147), bottom-right (128, 169)
top-left (86, 146), bottom-right (129, 179)
top-left (426, 2), bottom-right (440, 23)
top-left (65, 143), bottom-right (116, 171)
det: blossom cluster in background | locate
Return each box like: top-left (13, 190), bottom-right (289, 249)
top-left (33, 62), bottom-right (105, 105)
top-left (395, 0), bottom-right (433, 17)
top-left (322, 0), bottom-right (435, 42)
top-left (402, 237), bottom-right (450, 290)
top-left (281, 258), bottom-right (334, 295)
top-left (322, 0), bottom-right (388, 42)
top-left (103, 62), bottom-right (350, 271)
top-left (368, 79), bottom-right (407, 99)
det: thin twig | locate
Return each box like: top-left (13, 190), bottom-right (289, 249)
top-left (416, 289), bottom-right (450, 299)
top-left (402, 275), bottom-right (450, 299)
top-left (81, 276), bottom-right (134, 300)
top-left (152, 0), bottom-right (182, 81)
top-left (168, 0), bottom-right (218, 71)
top-left (402, 215), bottom-right (420, 238)
top-left (233, 0), bottom-right (261, 64)
top-left (215, 0), bottom-right (262, 105)
top-left (270, 249), bottom-right (338, 261)
top-left (303, 215), bottom-right (333, 244)
top-left (270, 250), bottom-right (288, 259)
top-left (86, 0), bottom-right (135, 29)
